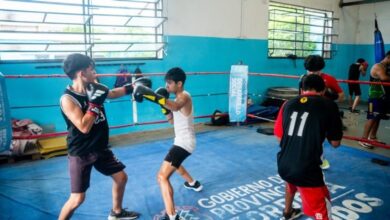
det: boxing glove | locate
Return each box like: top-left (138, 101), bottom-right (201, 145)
top-left (86, 82), bottom-right (109, 116)
top-left (133, 84), bottom-right (166, 105)
top-left (361, 62), bottom-right (369, 71)
top-left (155, 87), bottom-right (171, 115)
top-left (124, 77), bottom-right (152, 95)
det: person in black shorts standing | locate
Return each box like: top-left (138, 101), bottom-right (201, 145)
top-left (59, 53), bottom-right (150, 220)
top-left (274, 74), bottom-right (343, 220)
top-left (133, 67), bottom-right (203, 220)
top-left (348, 58), bottom-right (368, 113)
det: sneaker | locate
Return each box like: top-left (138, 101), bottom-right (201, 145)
top-left (358, 141), bottom-right (373, 149)
top-left (320, 159), bottom-right (330, 170)
top-left (184, 180), bottom-right (203, 192)
top-left (281, 208), bottom-right (303, 220)
top-left (161, 213), bottom-right (184, 220)
top-left (108, 209), bottom-right (140, 220)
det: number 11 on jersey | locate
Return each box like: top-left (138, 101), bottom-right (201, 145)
top-left (288, 111), bottom-right (309, 137)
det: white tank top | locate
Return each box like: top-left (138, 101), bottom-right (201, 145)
top-left (173, 92), bottom-right (196, 153)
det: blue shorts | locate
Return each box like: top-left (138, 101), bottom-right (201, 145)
top-left (367, 98), bottom-right (386, 120)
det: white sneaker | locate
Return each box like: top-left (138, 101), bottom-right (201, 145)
top-left (358, 141), bottom-right (373, 149)
top-left (184, 180), bottom-right (203, 192)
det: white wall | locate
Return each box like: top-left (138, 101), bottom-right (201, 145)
top-left (353, 1), bottom-right (390, 44)
top-left (163, 0), bottom-right (389, 44)
top-left (337, 5), bottom-right (359, 44)
top-left (164, 0), bottom-right (349, 40)
top-left (164, 0), bottom-right (268, 39)
top-left (336, 1), bottom-right (390, 44)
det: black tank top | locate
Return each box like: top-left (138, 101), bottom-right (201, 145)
top-left (348, 63), bottom-right (361, 80)
top-left (60, 86), bottom-right (109, 156)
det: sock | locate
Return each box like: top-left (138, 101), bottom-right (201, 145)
top-left (112, 209), bottom-right (122, 215)
top-left (169, 214), bottom-right (177, 220)
top-left (189, 180), bottom-right (196, 186)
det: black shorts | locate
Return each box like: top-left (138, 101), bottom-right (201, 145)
top-left (348, 84), bottom-right (361, 96)
top-left (68, 149), bottom-right (125, 193)
top-left (164, 145), bottom-right (191, 168)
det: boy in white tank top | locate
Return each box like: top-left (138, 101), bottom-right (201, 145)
top-left (132, 67), bottom-right (203, 220)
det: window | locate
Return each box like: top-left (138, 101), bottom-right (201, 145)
top-left (0, 0), bottom-right (166, 61)
top-left (268, 2), bottom-right (338, 59)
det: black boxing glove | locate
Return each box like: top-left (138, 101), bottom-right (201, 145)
top-left (124, 77), bottom-right (152, 95)
top-left (86, 82), bottom-right (109, 116)
top-left (155, 87), bottom-right (171, 115)
top-left (133, 84), bottom-right (166, 105)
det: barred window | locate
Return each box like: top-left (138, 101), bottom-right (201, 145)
top-left (268, 2), bottom-right (338, 59)
top-left (0, 0), bottom-right (166, 61)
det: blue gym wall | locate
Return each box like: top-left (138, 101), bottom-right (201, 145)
top-left (1, 36), bottom-right (389, 135)
top-left (1, 0), bottom-right (390, 136)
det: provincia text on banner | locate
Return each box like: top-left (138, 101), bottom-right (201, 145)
top-left (229, 65), bottom-right (248, 122)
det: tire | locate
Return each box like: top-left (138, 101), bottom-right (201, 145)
top-left (262, 87), bottom-right (299, 107)
top-left (266, 87), bottom-right (298, 100)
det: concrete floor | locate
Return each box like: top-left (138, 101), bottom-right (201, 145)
top-left (340, 102), bottom-right (390, 158)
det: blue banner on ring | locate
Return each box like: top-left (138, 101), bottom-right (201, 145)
top-left (0, 73), bottom-right (12, 152)
top-left (228, 65), bottom-right (248, 122)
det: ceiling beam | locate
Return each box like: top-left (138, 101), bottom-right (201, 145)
top-left (339, 0), bottom-right (390, 8)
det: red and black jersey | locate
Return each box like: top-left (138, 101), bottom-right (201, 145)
top-left (274, 94), bottom-right (343, 187)
top-left (299, 73), bottom-right (343, 100)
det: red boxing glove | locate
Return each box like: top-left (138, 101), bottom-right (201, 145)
top-left (362, 62), bottom-right (368, 70)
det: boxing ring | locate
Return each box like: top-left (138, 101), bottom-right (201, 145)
top-left (0, 126), bottom-right (389, 220)
top-left (0, 70), bottom-right (390, 219)
top-left (5, 71), bottom-right (390, 149)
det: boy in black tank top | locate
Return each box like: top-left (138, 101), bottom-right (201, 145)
top-left (59, 53), bottom-right (149, 220)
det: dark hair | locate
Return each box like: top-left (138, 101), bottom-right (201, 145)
top-left (63, 53), bottom-right (95, 79)
top-left (165, 67), bottom-right (186, 85)
top-left (356, 58), bottom-right (365, 63)
top-left (304, 55), bottom-right (325, 71)
top-left (301, 74), bottom-right (325, 92)
top-left (386, 51), bottom-right (390, 57)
